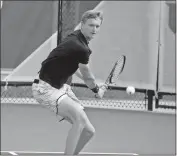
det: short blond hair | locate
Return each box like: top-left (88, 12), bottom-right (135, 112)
top-left (81, 10), bottom-right (103, 24)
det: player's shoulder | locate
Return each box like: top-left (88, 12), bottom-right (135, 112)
top-left (65, 30), bottom-right (80, 39)
top-left (62, 31), bottom-right (80, 44)
top-left (60, 30), bottom-right (90, 53)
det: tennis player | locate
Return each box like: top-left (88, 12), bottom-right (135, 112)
top-left (32, 10), bottom-right (105, 155)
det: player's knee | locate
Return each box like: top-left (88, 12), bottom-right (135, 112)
top-left (78, 116), bottom-right (95, 137)
top-left (85, 123), bottom-right (95, 137)
top-left (67, 102), bottom-right (95, 136)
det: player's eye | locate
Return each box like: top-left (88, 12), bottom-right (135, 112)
top-left (89, 24), bottom-right (94, 27)
top-left (96, 25), bottom-right (100, 28)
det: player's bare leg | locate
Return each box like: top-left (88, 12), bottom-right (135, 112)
top-left (73, 120), bottom-right (95, 155)
top-left (57, 95), bottom-right (95, 155)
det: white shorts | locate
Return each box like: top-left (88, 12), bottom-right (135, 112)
top-left (32, 79), bottom-right (84, 120)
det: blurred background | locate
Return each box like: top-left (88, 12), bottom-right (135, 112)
top-left (1, 1), bottom-right (176, 155)
top-left (1, 0), bottom-right (176, 111)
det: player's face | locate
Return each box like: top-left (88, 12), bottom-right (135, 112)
top-left (81, 18), bottom-right (102, 41)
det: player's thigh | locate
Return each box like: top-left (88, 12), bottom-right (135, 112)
top-left (57, 95), bottom-right (89, 124)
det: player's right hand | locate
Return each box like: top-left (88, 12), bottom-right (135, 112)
top-left (95, 84), bottom-right (108, 99)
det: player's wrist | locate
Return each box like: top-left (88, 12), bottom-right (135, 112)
top-left (91, 84), bottom-right (99, 93)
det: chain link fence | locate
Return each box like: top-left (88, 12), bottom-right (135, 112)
top-left (1, 81), bottom-right (147, 110)
top-left (57, 1), bottom-right (80, 43)
top-left (1, 81), bottom-right (176, 113)
top-left (155, 92), bottom-right (176, 110)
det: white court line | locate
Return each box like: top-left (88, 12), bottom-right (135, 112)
top-left (1, 151), bottom-right (139, 155)
top-left (1, 0), bottom-right (3, 9)
top-left (8, 152), bottom-right (18, 155)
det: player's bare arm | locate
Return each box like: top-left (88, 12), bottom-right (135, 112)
top-left (78, 63), bottom-right (108, 99)
top-left (75, 69), bottom-right (83, 80)
top-left (78, 63), bottom-right (97, 89)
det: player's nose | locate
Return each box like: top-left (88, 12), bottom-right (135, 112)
top-left (92, 26), bottom-right (97, 32)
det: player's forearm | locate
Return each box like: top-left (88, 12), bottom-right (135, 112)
top-left (75, 69), bottom-right (84, 80)
top-left (81, 70), bottom-right (97, 89)
top-left (78, 64), bottom-right (97, 89)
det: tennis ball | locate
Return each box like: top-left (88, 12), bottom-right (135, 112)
top-left (126, 86), bottom-right (135, 95)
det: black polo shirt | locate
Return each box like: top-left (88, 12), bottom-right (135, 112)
top-left (39, 30), bottom-right (92, 89)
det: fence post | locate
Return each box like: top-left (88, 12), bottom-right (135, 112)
top-left (155, 93), bottom-right (159, 109)
top-left (57, 0), bottom-right (63, 45)
top-left (147, 90), bottom-right (153, 111)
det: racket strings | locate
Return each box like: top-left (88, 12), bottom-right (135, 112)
top-left (111, 57), bottom-right (125, 83)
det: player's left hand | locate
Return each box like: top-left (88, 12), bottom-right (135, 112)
top-left (96, 79), bottom-right (108, 89)
top-left (95, 83), bottom-right (108, 99)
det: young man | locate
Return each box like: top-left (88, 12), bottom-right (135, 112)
top-left (32, 10), bottom-right (105, 155)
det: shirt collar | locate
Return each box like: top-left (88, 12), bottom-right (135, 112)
top-left (74, 30), bottom-right (89, 45)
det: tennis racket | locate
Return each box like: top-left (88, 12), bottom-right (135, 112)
top-left (97, 55), bottom-right (126, 98)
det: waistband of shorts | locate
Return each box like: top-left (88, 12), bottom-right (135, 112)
top-left (33, 78), bottom-right (64, 89)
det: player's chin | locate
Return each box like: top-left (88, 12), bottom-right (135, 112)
top-left (88, 36), bottom-right (93, 41)
top-left (89, 35), bottom-right (95, 40)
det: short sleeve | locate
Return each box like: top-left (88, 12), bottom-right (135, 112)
top-left (77, 50), bottom-right (91, 64)
top-left (72, 39), bottom-right (92, 64)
